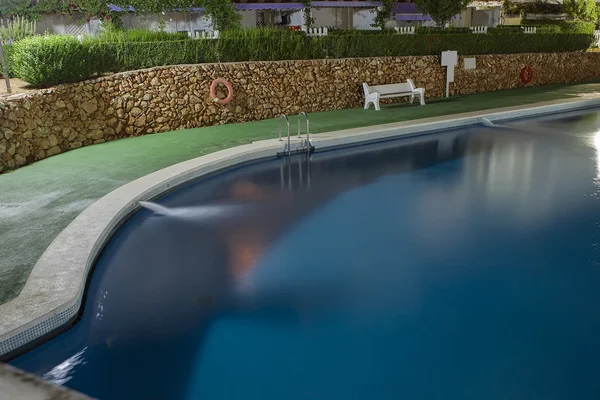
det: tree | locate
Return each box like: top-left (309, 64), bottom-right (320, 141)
top-left (202, 0), bottom-right (241, 31)
top-left (300, 0), bottom-right (314, 29)
top-left (564, 0), bottom-right (598, 22)
top-left (371, 0), bottom-right (398, 30)
top-left (414, 0), bottom-right (471, 27)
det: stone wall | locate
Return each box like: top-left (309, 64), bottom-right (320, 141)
top-left (1, 52), bottom-right (600, 172)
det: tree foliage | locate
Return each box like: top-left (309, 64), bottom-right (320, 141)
top-left (202, 0), bottom-right (241, 31)
top-left (0, 0), bottom-right (241, 31)
top-left (415, 0), bottom-right (471, 27)
top-left (563, 0), bottom-right (598, 22)
top-left (300, 0), bottom-right (314, 29)
top-left (371, 0), bottom-right (397, 30)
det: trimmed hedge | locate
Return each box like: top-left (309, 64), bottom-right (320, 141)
top-left (488, 26), bottom-right (523, 34)
top-left (9, 32), bottom-right (595, 87)
top-left (520, 19), bottom-right (595, 34)
top-left (314, 33), bottom-right (592, 58)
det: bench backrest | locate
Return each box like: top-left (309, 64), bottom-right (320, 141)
top-left (363, 79), bottom-right (416, 96)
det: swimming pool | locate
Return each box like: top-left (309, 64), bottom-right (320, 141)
top-left (11, 109), bottom-right (600, 399)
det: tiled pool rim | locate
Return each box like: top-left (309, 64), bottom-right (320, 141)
top-left (2, 97), bottom-right (600, 358)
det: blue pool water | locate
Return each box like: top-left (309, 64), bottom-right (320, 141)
top-left (11, 109), bottom-right (600, 399)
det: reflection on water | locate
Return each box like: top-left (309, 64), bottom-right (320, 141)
top-left (42, 348), bottom-right (87, 386)
top-left (12, 109), bottom-right (600, 400)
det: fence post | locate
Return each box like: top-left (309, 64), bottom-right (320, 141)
top-left (0, 40), bottom-right (11, 95)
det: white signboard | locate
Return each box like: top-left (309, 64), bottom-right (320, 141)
top-left (464, 58), bottom-right (476, 70)
top-left (441, 50), bottom-right (458, 67)
top-left (441, 50), bottom-right (458, 97)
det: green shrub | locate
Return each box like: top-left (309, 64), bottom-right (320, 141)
top-left (10, 35), bottom-right (115, 87)
top-left (97, 28), bottom-right (190, 43)
top-left (219, 27), bottom-right (304, 39)
top-left (0, 15), bottom-right (36, 42)
top-left (521, 19), bottom-right (595, 34)
top-left (537, 25), bottom-right (563, 34)
top-left (559, 20), bottom-right (595, 34)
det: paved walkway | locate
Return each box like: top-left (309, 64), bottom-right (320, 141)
top-left (1, 82), bottom-right (600, 304)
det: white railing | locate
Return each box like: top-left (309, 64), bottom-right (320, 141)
top-left (522, 26), bottom-right (537, 34)
top-left (394, 26), bottom-right (415, 35)
top-left (470, 26), bottom-right (488, 34)
top-left (305, 27), bottom-right (328, 37)
top-left (594, 30), bottom-right (600, 47)
top-left (192, 30), bottom-right (219, 39)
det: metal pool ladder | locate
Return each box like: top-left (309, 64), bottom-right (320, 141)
top-left (298, 112), bottom-right (311, 156)
top-left (278, 114), bottom-right (291, 157)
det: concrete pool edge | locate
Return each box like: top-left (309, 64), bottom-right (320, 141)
top-left (1, 95), bottom-right (600, 358)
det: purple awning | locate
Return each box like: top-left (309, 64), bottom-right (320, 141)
top-left (394, 3), bottom-right (420, 13)
top-left (311, 1), bottom-right (381, 7)
top-left (393, 3), bottom-right (431, 21)
top-left (108, 4), bottom-right (205, 12)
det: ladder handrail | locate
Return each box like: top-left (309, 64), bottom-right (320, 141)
top-left (297, 112), bottom-right (309, 138)
top-left (278, 114), bottom-right (291, 157)
top-left (298, 111), bottom-right (310, 156)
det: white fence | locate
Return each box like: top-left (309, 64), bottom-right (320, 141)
top-left (467, 25), bottom-right (537, 34)
top-left (470, 26), bottom-right (488, 34)
top-left (305, 27), bottom-right (328, 37)
top-left (394, 26), bottom-right (415, 35)
top-left (594, 30), bottom-right (600, 47)
top-left (191, 30), bottom-right (219, 39)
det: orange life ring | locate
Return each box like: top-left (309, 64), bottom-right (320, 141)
top-left (520, 66), bottom-right (533, 84)
top-left (210, 78), bottom-right (234, 105)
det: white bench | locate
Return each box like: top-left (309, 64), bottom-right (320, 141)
top-left (362, 80), bottom-right (425, 111)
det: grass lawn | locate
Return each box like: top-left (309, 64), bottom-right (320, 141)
top-left (1, 82), bottom-right (600, 304)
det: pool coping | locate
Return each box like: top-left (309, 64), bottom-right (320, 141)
top-left (2, 95), bottom-right (600, 357)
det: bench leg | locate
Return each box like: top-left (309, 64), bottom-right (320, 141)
top-left (419, 92), bottom-right (425, 105)
top-left (364, 94), bottom-right (380, 111)
top-left (409, 95), bottom-right (415, 104)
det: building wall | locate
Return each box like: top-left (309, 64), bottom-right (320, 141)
top-left (125, 12), bottom-right (211, 34)
top-left (312, 7), bottom-right (351, 29)
top-left (353, 9), bottom-right (378, 30)
top-left (472, 9), bottom-right (501, 27)
top-left (35, 13), bottom-right (93, 36)
top-left (1, 52), bottom-right (599, 172)
top-left (240, 10), bottom-right (258, 28)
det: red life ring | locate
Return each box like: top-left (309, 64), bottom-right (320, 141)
top-left (210, 79), bottom-right (234, 105)
top-left (520, 66), bottom-right (533, 84)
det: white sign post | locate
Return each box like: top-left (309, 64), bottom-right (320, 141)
top-left (441, 50), bottom-right (458, 98)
